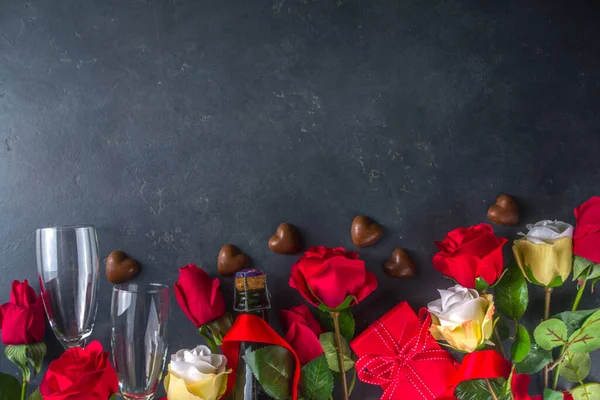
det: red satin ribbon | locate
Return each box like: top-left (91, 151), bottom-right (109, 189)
top-left (221, 314), bottom-right (302, 400)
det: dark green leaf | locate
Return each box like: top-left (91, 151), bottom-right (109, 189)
top-left (0, 373), bottom-right (21, 400)
top-left (559, 351), bottom-right (590, 383)
top-left (317, 296), bottom-right (356, 312)
top-left (476, 277), bottom-right (490, 292)
top-left (515, 344), bottom-right (552, 374)
top-left (573, 256), bottom-right (595, 281)
top-left (454, 378), bottom-right (504, 400)
top-left (206, 313), bottom-right (233, 344)
top-left (316, 308), bottom-right (355, 341)
top-left (5, 345), bottom-right (31, 382)
top-left (511, 324), bottom-right (531, 363)
top-left (533, 319), bottom-right (568, 350)
top-left (319, 333), bottom-right (354, 372)
top-left (108, 395), bottom-right (117, 400)
top-left (27, 389), bottom-right (43, 400)
top-left (547, 275), bottom-right (565, 288)
top-left (570, 383), bottom-right (600, 400)
top-left (568, 309), bottom-right (600, 353)
top-left (543, 389), bottom-right (566, 400)
top-left (494, 261), bottom-right (529, 319)
top-left (243, 345), bottom-right (295, 400)
top-left (554, 309), bottom-right (598, 337)
top-left (26, 342), bottom-right (46, 375)
top-left (495, 317), bottom-right (510, 341)
top-left (299, 355), bottom-right (334, 400)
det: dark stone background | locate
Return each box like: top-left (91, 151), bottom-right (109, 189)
top-left (1, 0), bottom-right (600, 397)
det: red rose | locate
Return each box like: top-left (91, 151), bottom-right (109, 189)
top-left (512, 373), bottom-right (573, 400)
top-left (0, 280), bottom-right (45, 345)
top-left (289, 246), bottom-right (377, 309)
top-left (433, 223), bottom-right (507, 288)
top-left (280, 304), bottom-right (324, 364)
top-left (40, 340), bottom-right (118, 400)
top-left (175, 264), bottom-right (226, 327)
top-left (574, 196), bottom-right (600, 263)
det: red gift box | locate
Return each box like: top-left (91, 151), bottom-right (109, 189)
top-left (350, 301), bottom-right (460, 400)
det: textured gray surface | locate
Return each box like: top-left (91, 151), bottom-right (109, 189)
top-left (1, 0), bottom-right (600, 397)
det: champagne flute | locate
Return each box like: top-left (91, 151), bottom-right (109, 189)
top-left (36, 225), bottom-right (100, 348)
top-left (111, 283), bottom-right (169, 400)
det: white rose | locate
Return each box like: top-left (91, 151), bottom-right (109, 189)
top-left (169, 345), bottom-right (228, 384)
top-left (518, 220), bottom-right (574, 245)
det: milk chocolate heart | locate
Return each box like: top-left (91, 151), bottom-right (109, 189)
top-left (106, 251), bottom-right (141, 284)
top-left (488, 194), bottom-right (519, 226)
top-left (351, 216), bottom-right (383, 247)
top-left (218, 244), bottom-right (250, 276)
top-left (268, 223), bottom-right (302, 254)
top-left (384, 248), bottom-right (416, 278)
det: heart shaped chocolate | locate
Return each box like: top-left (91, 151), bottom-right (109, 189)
top-left (488, 194), bottom-right (519, 226)
top-left (351, 216), bottom-right (383, 247)
top-left (268, 223), bottom-right (302, 254)
top-left (384, 248), bottom-right (415, 278)
top-left (218, 244), bottom-right (250, 276)
top-left (106, 251), bottom-right (141, 284)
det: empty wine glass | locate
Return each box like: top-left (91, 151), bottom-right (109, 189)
top-left (36, 225), bottom-right (100, 348)
top-left (111, 283), bottom-right (169, 400)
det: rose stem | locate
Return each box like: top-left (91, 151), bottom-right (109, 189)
top-left (543, 287), bottom-right (554, 389)
top-left (331, 311), bottom-right (349, 400)
top-left (485, 378), bottom-right (499, 400)
top-left (20, 380), bottom-right (26, 400)
top-left (493, 327), bottom-right (507, 359)
top-left (571, 279), bottom-right (587, 312)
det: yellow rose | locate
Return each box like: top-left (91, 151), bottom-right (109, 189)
top-left (164, 345), bottom-right (231, 400)
top-left (427, 285), bottom-right (494, 353)
top-left (512, 220), bottom-right (574, 287)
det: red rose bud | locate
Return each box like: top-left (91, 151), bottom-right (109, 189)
top-left (280, 304), bottom-right (324, 365)
top-left (433, 223), bottom-right (507, 289)
top-left (0, 280), bottom-right (46, 345)
top-left (574, 196), bottom-right (600, 264)
top-left (40, 340), bottom-right (118, 400)
top-left (175, 264), bottom-right (226, 327)
top-left (289, 246), bottom-right (377, 309)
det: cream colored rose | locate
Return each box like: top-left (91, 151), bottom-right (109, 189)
top-left (513, 220), bottom-right (573, 287)
top-left (427, 285), bottom-right (494, 353)
top-left (164, 345), bottom-right (231, 400)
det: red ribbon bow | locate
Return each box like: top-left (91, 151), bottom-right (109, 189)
top-left (356, 311), bottom-right (456, 400)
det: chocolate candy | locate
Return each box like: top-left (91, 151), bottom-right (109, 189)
top-left (351, 216), bottom-right (383, 247)
top-left (488, 195), bottom-right (519, 226)
top-left (384, 248), bottom-right (416, 278)
top-left (218, 244), bottom-right (250, 276)
top-left (268, 223), bottom-right (302, 254)
top-left (106, 251), bottom-right (141, 284)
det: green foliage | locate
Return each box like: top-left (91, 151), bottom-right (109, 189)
top-left (559, 351), bottom-right (590, 383)
top-left (318, 295), bottom-right (356, 312)
top-left (533, 319), bottom-right (568, 350)
top-left (568, 310), bottom-right (600, 353)
top-left (0, 373), bottom-right (21, 400)
top-left (554, 309), bottom-right (599, 337)
top-left (5, 345), bottom-right (30, 382)
top-left (316, 308), bottom-right (355, 341)
top-left (573, 256), bottom-right (596, 281)
top-left (299, 355), bottom-right (334, 400)
top-left (26, 342), bottom-right (46, 375)
top-left (27, 390), bottom-right (43, 400)
top-left (522, 264), bottom-right (564, 287)
top-left (494, 261), bottom-right (529, 319)
top-left (454, 378), bottom-right (505, 400)
top-left (515, 344), bottom-right (552, 374)
top-left (319, 333), bottom-right (354, 373)
top-left (511, 324), bottom-right (531, 363)
top-left (570, 383), bottom-right (600, 400)
top-left (495, 317), bottom-right (510, 341)
top-left (543, 389), bottom-right (567, 400)
top-left (475, 277), bottom-right (490, 292)
top-left (243, 345), bottom-right (295, 400)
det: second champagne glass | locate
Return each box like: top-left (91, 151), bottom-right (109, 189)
top-left (111, 283), bottom-right (170, 400)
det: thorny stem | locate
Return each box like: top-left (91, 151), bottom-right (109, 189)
top-left (543, 287), bottom-right (554, 389)
top-left (331, 311), bottom-right (349, 400)
top-left (485, 378), bottom-right (499, 400)
top-left (572, 279), bottom-right (587, 312)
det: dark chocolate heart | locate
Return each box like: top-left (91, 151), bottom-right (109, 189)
top-left (218, 244), bottom-right (250, 276)
top-left (384, 248), bottom-right (415, 278)
top-left (106, 251), bottom-right (141, 284)
top-left (351, 216), bottom-right (383, 247)
top-left (268, 223), bottom-right (302, 254)
top-left (488, 194), bottom-right (519, 226)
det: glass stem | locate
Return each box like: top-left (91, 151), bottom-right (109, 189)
top-left (331, 311), bottom-right (349, 400)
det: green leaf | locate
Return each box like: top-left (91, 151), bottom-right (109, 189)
top-left (316, 308), bottom-right (355, 341)
top-left (243, 345), bottom-right (295, 400)
top-left (108, 395), bottom-right (118, 400)
top-left (206, 313), bottom-right (233, 345)
top-left (559, 351), bottom-right (590, 383)
top-left (570, 383), bottom-right (600, 400)
top-left (26, 342), bottom-right (47, 375)
top-left (511, 324), bottom-right (531, 363)
top-left (494, 261), bottom-right (529, 319)
top-left (533, 319), bottom-right (568, 350)
top-left (299, 355), bottom-right (334, 400)
top-left (568, 309), bottom-right (600, 353)
top-left (496, 317), bottom-right (510, 341)
top-left (515, 343), bottom-right (552, 374)
top-left (523, 265), bottom-right (564, 287)
top-left (544, 389), bottom-right (567, 400)
top-left (454, 378), bottom-right (505, 400)
top-left (319, 333), bottom-right (354, 373)
top-left (317, 295), bottom-right (356, 312)
top-left (475, 277), bottom-right (490, 292)
top-left (573, 256), bottom-right (595, 281)
top-left (554, 309), bottom-right (599, 337)
top-left (5, 345), bottom-right (31, 382)
top-left (27, 389), bottom-right (43, 400)
top-left (0, 373), bottom-right (21, 400)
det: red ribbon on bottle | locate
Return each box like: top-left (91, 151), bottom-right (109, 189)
top-left (221, 314), bottom-right (302, 400)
